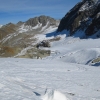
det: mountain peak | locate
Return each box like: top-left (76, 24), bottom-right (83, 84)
top-left (57, 0), bottom-right (100, 38)
top-left (25, 15), bottom-right (58, 27)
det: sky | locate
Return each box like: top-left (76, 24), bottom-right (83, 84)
top-left (0, 0), bottom-right (81, 25)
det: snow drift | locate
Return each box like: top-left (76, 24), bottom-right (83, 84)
top-left (41, 89), bottom-right (70, 100)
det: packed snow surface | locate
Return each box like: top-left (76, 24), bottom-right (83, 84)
top-left (0, 58), bottom-right (100, 100)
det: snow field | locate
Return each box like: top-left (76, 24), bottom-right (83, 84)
top-left (47, 37), bottom-right (100, 65)
top-left (0, 21), bottom-right (100, 100)
top-left (0, 58), bottom-right (100, 100)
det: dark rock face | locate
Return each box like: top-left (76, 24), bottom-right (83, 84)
top-left (25, 15), bottom-right (57, 27)
top-left (25, 17), bottom-right (39, 27)
top-left (17, 21), bottom-right (24, 26)
top-left (57, 0), bottom-right (100, 36)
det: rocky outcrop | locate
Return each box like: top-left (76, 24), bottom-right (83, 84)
top-left (0, 46), bottom-right (22, 57)
top-left (57, 0), bottom-right (100, 37)
top-left (36, 40), bottom-right (50, 48)
top-left (17, 21), bottom-right (24, 26)
top-left (0, 23), bottom-right (17, 40)
top-left (25, 15), bottom-right (58, 27)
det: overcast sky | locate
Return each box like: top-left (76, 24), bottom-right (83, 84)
top-left (0, 0), bottom-right (81, 25)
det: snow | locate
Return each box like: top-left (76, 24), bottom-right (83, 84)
top-left (32, 23), bottom-right (42, 30)
top-left (18, 23), bottom-right (42, 33)
top-left (34, 26), bottom-right (58, 42)
top-left (0, 58), bottom-right (100, 100)
top-left (42, 89), bottom-right (69, 100)
top-left (14, 46), bottom-right (33, 57)
top-left (18, 24), bottom-right (29, 33)
top-left (0, 34), bottom-right (14, 43)
top-left (41, 21), bottom-right (49, 32)
top-left (0, 24), bottom-right (100, 100)
top-left (43, 34), bottom-right (100, 65)
top-left (79, 0), bottom-right (99, 12)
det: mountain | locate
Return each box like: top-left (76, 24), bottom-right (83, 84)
top-left (0, 29), bottom-right (100, 100)
top-left (57, 0), bottom-right (100, 38)
top-left (0, 23), bottom-right (18, 40)
top-left (25, 15), bottom-right (58, 27)
top-left (0, 3), bottom-right (100, 100)
top-left (0, 15), bottom-right (59, 58)
top-left (0, 25), bottom-right (3, 28)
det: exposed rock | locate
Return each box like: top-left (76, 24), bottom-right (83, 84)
top-left (17, 21), bottom-right (24, 26)
top-left (25, 15), bottom-right (58, 27)
top-left (57, 0), bottom-right (100, 36)
top-left (15, 47), bottom-right (51, 59)
top-left (0, 23), bottom-right (17, 40)
top-left (36, 40), bottom-right (50, 48)
top-left (0, 46), bottom-right (22, 57)
top-left (25, 17), bottom-right (39, 27)
top-left (92, 57), bottom-right (100, 63)
top-left (0, 15), bottom-right (59, 58)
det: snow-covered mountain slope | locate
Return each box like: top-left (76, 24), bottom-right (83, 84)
top-left (1, 25), bottom-right (100, 100)
top-left (0, 58), bottom-right (100, 100)
top-left (0, 1), bottom-right (100, 100)
top-left (57, 0), bottom-right (100, 37)
top-left (0, 16), bottom-right (59, 46)
top-left (0, 21), bottom-right (100, 66)
top-left (0, 16), bottom-right (59, 58)
top-left (31, 29), bottom-right (100, 66)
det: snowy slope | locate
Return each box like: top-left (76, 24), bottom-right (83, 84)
top-left (0, 58), bottom-right (100, 100)
top-left (0, 16), bottom-right (59, 58)
top-left (0, 30), bottom-right (100, 100)
top-left (48, 37), bottom-right (100, 65)
top-left (34, 29), bottom-right (100, 66)
top-left (0, 14), bottom-right (100, 100)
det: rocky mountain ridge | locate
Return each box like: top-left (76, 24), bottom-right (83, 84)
top-left (25, 15), bottom-right (58, 27)
top-left (0, 0), bottom-right (100, 59)
top-left (0, 15), bottom-right (59, 58)
top-left (57, 0), bottom-right (100, 38)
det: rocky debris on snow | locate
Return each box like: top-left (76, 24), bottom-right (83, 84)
top-left (92, 57), bottom-right (100, 63)
top-left (36, 40), bottom-right (51, 48)
top-left (15, 47), bottom-right (51, 59)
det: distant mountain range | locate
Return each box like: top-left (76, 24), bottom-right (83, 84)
top-left (57, 0), bottom-right (100, 38)
top-left (0, 0), bottom-right (100, 58)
